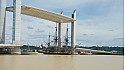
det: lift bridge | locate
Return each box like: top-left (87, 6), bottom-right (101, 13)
top-left (0, 0), bottom-right (76, 54)
top-left (0, 0), bottom-right (112, 55)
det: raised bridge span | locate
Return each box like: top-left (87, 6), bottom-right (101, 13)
top-left (75, 48), bottom-right (112, 55)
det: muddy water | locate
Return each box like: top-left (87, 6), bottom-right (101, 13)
top-left (0, 54), bottom-right (123, 70)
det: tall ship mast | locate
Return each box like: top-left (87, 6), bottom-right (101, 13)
top-left (47, 32), bottom-right (51, 47)
top-left (42, 24), bottom-right (72, 55)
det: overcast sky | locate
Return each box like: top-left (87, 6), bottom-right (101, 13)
top-left (5, 0), bottom-right (124, 47)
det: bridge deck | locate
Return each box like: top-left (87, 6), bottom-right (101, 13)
top-left (6, 5), bottom-right (75, 23)
top-left (0, 44), bottom-right (22, 48)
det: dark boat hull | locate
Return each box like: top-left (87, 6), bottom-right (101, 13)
top-left (42, 51), bottom-right (72, 55)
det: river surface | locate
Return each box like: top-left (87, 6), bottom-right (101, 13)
top-left (0, 54), bottom-right (123, 70)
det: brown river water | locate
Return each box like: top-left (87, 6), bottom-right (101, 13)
top-left (0, 54), bottom-right (123, 70)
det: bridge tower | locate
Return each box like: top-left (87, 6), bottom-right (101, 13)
top-left (12, 0), bottom-right (21, 45)
top-left (71, 9), bottom-right (76, 54)
top-left (0, 0), bottom-right (6, 44)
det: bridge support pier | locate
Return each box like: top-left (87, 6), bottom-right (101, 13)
top-left (12, 0), bottom-right (21, 45)
top-left (11, 47), bottom-right (21, 55)
top-left (58, 11), bottom-right (63, 51)
top-left (0, 0), bottom-right (6, 44)
top-left (71, 9), bottom-right (76, 54)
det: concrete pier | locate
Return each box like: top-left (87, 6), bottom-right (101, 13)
top-left (0, 44), bottom-right (22, 54)
top-left (58, 11), bottom-right (63, 51)
top-left (11, 47), bottom-right (21, 55)
top-left (0, 0), bottom-right (6, 44)
top-left (71, 9), bottom-right (76, 54)
top-left (12, 0), bottom-right (21, 45)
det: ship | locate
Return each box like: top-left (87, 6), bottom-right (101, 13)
top-left (42, 23), bottom-right (73, 55)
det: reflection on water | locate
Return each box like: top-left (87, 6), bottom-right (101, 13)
top-left (0, 54), bottom-right (123, 70)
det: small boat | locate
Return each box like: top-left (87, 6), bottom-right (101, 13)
top-left (80, 52), bottom-right (92, 55)
top-left (38, 50), bottom-right (43, 53)
top-left (11, 52), bottom-right (21, 55)
top-left (21, 49), bottom-right (38, 55)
